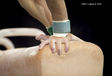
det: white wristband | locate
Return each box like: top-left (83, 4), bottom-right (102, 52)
top-left (53, 33), bottom-right (68, 37)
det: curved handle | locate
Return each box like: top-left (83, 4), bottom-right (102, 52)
top-left (0, 28), bottom-right (46, 51)
top-left (0, 28), bottom-right (45, 37)
top-left (0, 38), bottom-right (15, 51)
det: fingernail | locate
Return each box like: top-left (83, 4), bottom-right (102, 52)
top-left (39, 46), bottom-right (42, 50)
top-left (39, 47), bottom-right (41, 51)
top-left (35, 37), bottom-right (39, 40)
top-left (65, 48), bottom-right (69, 53)
top-left (51, 48), bottom-right (55, 54)
top-left (58, 50), bottom-right (61, 56)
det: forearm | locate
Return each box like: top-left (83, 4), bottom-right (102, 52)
top-left (18, 0), bottom-right (52, 27)
top-left (46, 0), bottom-right (70, 36)
top-left (46, 0), bottom-right (68, 21)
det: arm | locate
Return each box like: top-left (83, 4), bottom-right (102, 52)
top-left (18, 0), bottom-right (52, 27)
top-left (46, 0), bottom-right (68, 21)
top-left (18, 0), bottom-right (83, 55)
top-left (36, 0), bottom-right (83, 55)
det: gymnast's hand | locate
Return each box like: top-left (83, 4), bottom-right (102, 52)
top-left (36, 34), bottom-right (83, 55)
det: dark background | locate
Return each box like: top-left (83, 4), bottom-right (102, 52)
top-left (0, 0), bottom-right (106, 75)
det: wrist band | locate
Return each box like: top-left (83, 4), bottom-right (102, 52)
top-left (47, 20), bottom-right (71, 35)
top-left (47, 26), bottom-right (53, 35)
top-left (53, 20), bottom-right (71, 33)
top-left (53, 33), bottom-right (68, 37)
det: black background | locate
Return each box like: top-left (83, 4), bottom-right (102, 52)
top-left (0, 0), bottom-right (106, 75)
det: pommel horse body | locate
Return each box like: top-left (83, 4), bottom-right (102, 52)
top-left (0, 28), bottom-right (104, 76)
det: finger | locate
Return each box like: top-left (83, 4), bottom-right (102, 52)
top-left (56, 40), bottom-right (62, 56)
top-left (39, 40), bottom-right (49, 49)
top-left (71, 35), bottom-right (83, 41)
top-left (66, 33), bottom-right (83, 41)
top-left (36, 34), bottom-right (43, 40)
top-left (49, 40), bottom-right (56, 54)
top-left (64, 38), bottom-right (69, 53)
top-left (66, 33), bottom-right (72, 41)
top-left (36, 34), bottom-right (49, 40)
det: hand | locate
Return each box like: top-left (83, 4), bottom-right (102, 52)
top-left (36, 34), bottom-right (69, 55)
top-left (36, 33), bottom-right (83, 55)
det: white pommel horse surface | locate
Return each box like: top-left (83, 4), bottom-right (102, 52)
top-left (0, 28), bottom-right (104, 76)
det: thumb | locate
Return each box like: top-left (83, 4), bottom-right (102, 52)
top-left (66, 33), bottom-right (83, 41)
top-left (35, 34), bottom-right (49, 41)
